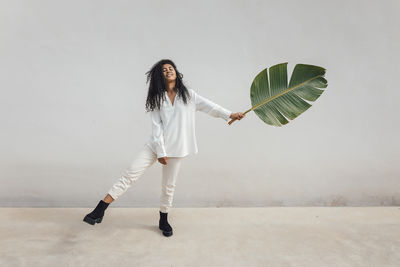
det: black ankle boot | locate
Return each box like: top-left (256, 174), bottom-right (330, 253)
top-left (83, 200), bottom-right (110, 225)
top-left (159, 211), bottom-right (173, 237)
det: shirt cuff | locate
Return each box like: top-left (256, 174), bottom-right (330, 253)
top-left (156, 148), bottom-right (167, 158)
top-left (220, 108), bottom-right (232, 122)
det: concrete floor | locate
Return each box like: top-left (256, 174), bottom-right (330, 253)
top-left (0, 207), bottom-right (399, 267)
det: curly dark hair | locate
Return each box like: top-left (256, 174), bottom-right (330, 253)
top-left (145, 59), bottom-right (191, 112)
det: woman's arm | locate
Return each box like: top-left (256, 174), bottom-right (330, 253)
top-left (149, 109), bottom-right (167, 159)
top-left (193, 90), bottom-right (233, 121)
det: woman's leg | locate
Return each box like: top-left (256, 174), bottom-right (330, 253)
top-left (103, 194), bottom-right (114, 204)
top-left (159, 156), bottom-right (184, 213)
top-left (84, 144), bottom-right (157, 225)
top-left (158, 156), bottom-right (185, 236)
top-left (107, 144), bottom-right (157, 201)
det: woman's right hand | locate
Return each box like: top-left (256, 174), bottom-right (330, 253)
top-left (158, 157), bottom-right (168, 165)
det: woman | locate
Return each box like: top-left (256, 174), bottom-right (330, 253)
top-left (83, 59), bottom-right (245, 237)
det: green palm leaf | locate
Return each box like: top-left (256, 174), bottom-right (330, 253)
top-left (229, 62), bottom-right (327, 126)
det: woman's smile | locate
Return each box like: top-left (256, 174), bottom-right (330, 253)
top-left (162, 63), bottom-right (176, 81)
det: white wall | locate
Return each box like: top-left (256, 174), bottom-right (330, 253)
top-left (1, 0), bottom-right (399, 207)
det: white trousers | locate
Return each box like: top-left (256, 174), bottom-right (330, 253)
top-left (107, 144), bottom-right (185, 213)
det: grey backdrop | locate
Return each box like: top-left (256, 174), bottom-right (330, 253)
top-left (1, 0), bottom-right (399, 207)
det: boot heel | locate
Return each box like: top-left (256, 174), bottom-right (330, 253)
top-left (83, 214), bottom-right (103, 225)
top-left (159, 226), bottom-right (173, 237)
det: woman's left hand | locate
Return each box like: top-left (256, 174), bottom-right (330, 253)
top-left (229, 112), bottom-right (246, 120)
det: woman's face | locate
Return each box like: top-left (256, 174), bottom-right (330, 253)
top-left (162, 63), bottom-right (176, 82)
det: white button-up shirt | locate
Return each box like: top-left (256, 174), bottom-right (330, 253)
top-left (145, 88), bottom-right (232, 158)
